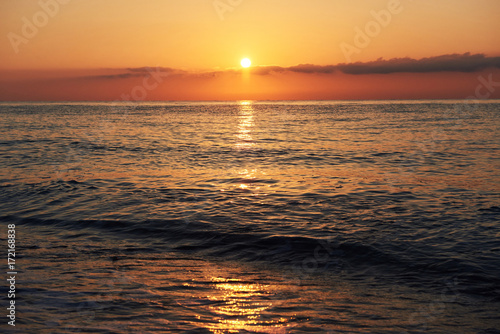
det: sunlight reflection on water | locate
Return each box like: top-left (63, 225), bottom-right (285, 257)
top-left (235, 101), bottom-right (256, 151)
top-left (206, 277), bottom-right (289, 333)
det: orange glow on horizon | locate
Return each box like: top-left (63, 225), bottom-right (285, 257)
top-left (0, 1), bottom-right (499, 100)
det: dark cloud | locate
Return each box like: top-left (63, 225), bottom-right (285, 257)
top-left (288, 64), bottom-right (337, 74)
top-left (336, 53), bottom-right (500, 74)
top-left (90, 72), bottom-right (139, 80)
top-left (244, 53), bottom-right (500, 76)
top-left (126, 66), bottom-right (176, 74)
top-left (249, 66), bottom-right (286, 75)
top-left (83, 67), bottom-right (176, 80)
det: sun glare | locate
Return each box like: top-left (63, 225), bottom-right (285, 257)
top-left (241, 58), bottom-right (252, 68)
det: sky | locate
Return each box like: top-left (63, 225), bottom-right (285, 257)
top-left (1, 0), bottom-right (499, 100)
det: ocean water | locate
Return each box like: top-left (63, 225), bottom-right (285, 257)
top-left (0, 101), bottom-right (499, 333)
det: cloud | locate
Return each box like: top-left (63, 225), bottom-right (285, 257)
top-left (248, 66), bottom-right (286, 75)
top-left (81, 67), bottom-right (177, 80)
top-left (288, 64), bottom-right (337, 74)
top-left (246, 53), bottom-right (500, 76)
top-left (336, 53), bottom-right (500, 74)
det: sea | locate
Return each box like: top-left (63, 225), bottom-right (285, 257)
top-left (0, 101), bottom-right (499, 333)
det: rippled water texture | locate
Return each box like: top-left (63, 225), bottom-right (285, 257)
top-left (1, 101), bottom-right (499, 333)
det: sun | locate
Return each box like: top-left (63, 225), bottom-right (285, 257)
top-left (241, 58), bottom-right (252, 68)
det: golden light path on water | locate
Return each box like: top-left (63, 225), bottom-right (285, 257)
top-left (236, 101), bottom-right (255, 151)
top-left (194, 101), bottom-right (290, 333)
top-left (204, 277), bottom-right (290, 333)
top-left (235, 101), bottom-right (259, 191)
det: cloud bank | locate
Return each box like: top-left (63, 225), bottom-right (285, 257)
top-left (1, 53), bottom-right (499, 101)
top-left (250, 53), bottom-right (500, 76)
top-left (79, 53), bottom-right (500, 81)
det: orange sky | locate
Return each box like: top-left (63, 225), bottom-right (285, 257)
top-left (1, 0), bottom-right (499, 100)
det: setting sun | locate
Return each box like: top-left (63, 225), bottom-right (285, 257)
top-left (241, 58), bottom-right (252, 68)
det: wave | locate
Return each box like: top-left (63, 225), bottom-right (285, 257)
top-left (3, 213), bottom-right (499, 299)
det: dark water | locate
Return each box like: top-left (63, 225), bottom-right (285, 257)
top-left (1, 101), bottom-right (499, 333)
